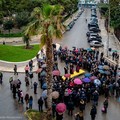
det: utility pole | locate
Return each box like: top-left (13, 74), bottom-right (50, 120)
top-left (106, 0), bottom-right (110, 57)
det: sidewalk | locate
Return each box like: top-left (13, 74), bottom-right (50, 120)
top-left (98, 16), bottom-right (120, 66)
top-left (0, 11), bottom-right (80, 73)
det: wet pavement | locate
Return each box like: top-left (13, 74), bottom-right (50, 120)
top-left (0, 9), bottom-right (120, 120)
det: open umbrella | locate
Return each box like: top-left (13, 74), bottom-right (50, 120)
top-left (86, 48), bottom-right (92, 51)
top-left (51, 91), bottom-right (59, 99)
top-left (42, 83), bottom-right (47, 89)
top-left (84, 73), bottom-right (91, 78)
top-left (11, 79), bottom-right (19, 86)
top-left (69, 81), bottom-right (74, 87)
top-left (41, 64), bottom-right (46, 68)
top-left (74, 78), bottom-right (82, 85)
top-left (98, 65), bottom-right (103, 69)
top-left (94, 79), bottom-right (101, 86)
top-left (64, 74), bottom-right (71, 78)
top-left (103, 65), bottom-right (109, 70)
top-left (104, 71), bottom-right (110, 75)
top-left (36, 68), bottom-right (42, 74)
top-left (90, 76), bottom-right (97, 81)
top-left (40, 71), bottom-right (47, 77)
top-left (52, 70), bottom-right (60, 76)
top-left (75, 49), bottom-right (79, 53)
top-left (41, 90), bottom-right (47, 98)
top-left (117, 72), bottom-right (120, 76)
top-left (98, 70), bottom-right (105, 74)
top-left (83, 78), bottom-right (91, 83)
top-left (56, 103), bottom-right (66, 113)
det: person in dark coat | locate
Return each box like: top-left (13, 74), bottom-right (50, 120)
top-left (12, 84), bottom-right (16, 99)
top-left (79, 99), bottom-right (85, 112)
top-left (52, 102), bottom-right (56, 118)
top-left (56, 112), bottom-right (63, 120)
top-left (33, 82), bottom-right (38, 94)
top-left (92, 90), bottom-right (99, 106)
top-left (67, 100), bottom-right (74, 116)
top-left (103, 98), bottom-right (108, 113)
top-left (25, 93), bottom-right (29, 110)
top-left (38, 97), bottom-right (44, 112)
top-left (90, 105), bottom-right (97, 120)
top-left (64, 67), bottom-right (68, 74)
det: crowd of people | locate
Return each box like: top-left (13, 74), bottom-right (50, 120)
top-left (0, 45), bottom-right (120, 120)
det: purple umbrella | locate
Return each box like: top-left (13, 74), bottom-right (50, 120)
top-left (83, 78), bottom-right (91, 83)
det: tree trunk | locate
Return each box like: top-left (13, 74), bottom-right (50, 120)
top-left (46, 38), bottom-right (53, 120)
top-left (26, 40), bottom-right (30, 49)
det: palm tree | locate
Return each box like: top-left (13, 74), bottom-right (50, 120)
top-left (23, 34), bottom-right (30, 49)
top-left (24, 4), bottom-right (64, 120)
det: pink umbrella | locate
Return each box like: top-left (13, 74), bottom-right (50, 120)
top-left (90, 76), bottom-right (97, 81)
top-left (75, 49), bottom-right (79, 52)
top-left (52, 70), bottom-right (60, 76)
top-left (64, 74), bottom-right (71, 78)
top-left (56, 103), bottom-right (66, 113)
top-left (74, 78), bottom-right (82, 85)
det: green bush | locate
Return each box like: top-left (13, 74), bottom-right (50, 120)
top-left (0, 32), bottom-right (23, 37)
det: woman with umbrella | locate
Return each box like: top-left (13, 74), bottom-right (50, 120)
top-left (56, 103), bottom-right (66, 120)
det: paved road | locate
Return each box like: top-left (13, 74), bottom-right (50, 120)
top-left (0, 9), bottom-right (120, 120)
top-left (60, 9), bottom-right (89, 49)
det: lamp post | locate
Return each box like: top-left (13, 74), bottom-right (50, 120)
top-left (106, 0), bottom-right (110, 57)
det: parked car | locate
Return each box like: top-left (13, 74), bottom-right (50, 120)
top-left (89, 27), bottom-right (101, 32)
top-left (89, 33), bottom-right (102, 39)
top-left (89, 41), bottom-right (104, 47)
top-left (68, 21), bottom-right (75, 28)
top-left (88, 23), bottom-right (99, 28)
top-left (91, 14), bottom-right (97, 18)
top-left (88, 37), bottom-right (102, 43)
top-left (86, 31), bottom-right (95, 37)
top-left (90, 17), bottom-right (98, 23)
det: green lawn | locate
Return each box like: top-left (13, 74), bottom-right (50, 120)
top-left (0, 44), bottom-right (40, 62)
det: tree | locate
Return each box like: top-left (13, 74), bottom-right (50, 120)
top-left (3, 19), bottom-right (14, 33)
top-left (15, 11), bottom-right (30, 29)
top-left (24, 4), bottom-right (64, 120)
top-left (23, 35), bottom-right (30, 49)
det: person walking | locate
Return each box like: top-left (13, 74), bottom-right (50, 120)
top-left (14, 65), bottom-right (18, 75)
top-left (25, 93), bottom-right (29, 110)
top-left (9, 76), bottom-right (13, 90)
top-left (25, 76), bottom-right (29, 87)
top-left (33, 82), bottom-right (38, 94)
top-left (38, 97), bottom-right (44, 112)
top-left (52, 102), bottom-right (56, 118)
top-left (90, 105), bottom-right (97, 120)
top-left (0, 72), bottom-right (3, 84)
top-left (103, 98), bottom-right (108, 113)
top-left (92, 90), bottom-right (99, 106)
top-left (29, 96), bottom-right (33, 109)
top-left (25, 65), bottom-right (29, 76)
top-left (20, 90), bottom-right (24, 104)
top-left (29, 60), bottom-right (33, 71)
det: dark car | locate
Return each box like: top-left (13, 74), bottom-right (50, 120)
top-left (68, 21), bottom-right (75, 28)
top-left (89, 27), bottom-right (101, 33)
top-left (89, 33), bottom-right (102, 39)
top-left (90, 17), bottom-right (98, 23)
top-left (91, 14), bottom-right (97, 18)
top-left (88, 36), bottom-right (102, 43)
top-left (88, 23), bottom-right (99, 28)
top-left (86, 31), bottom-right (95, 37)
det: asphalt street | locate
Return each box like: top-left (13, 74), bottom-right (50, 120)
top-left (0, 9), bottom-right (120, 120)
